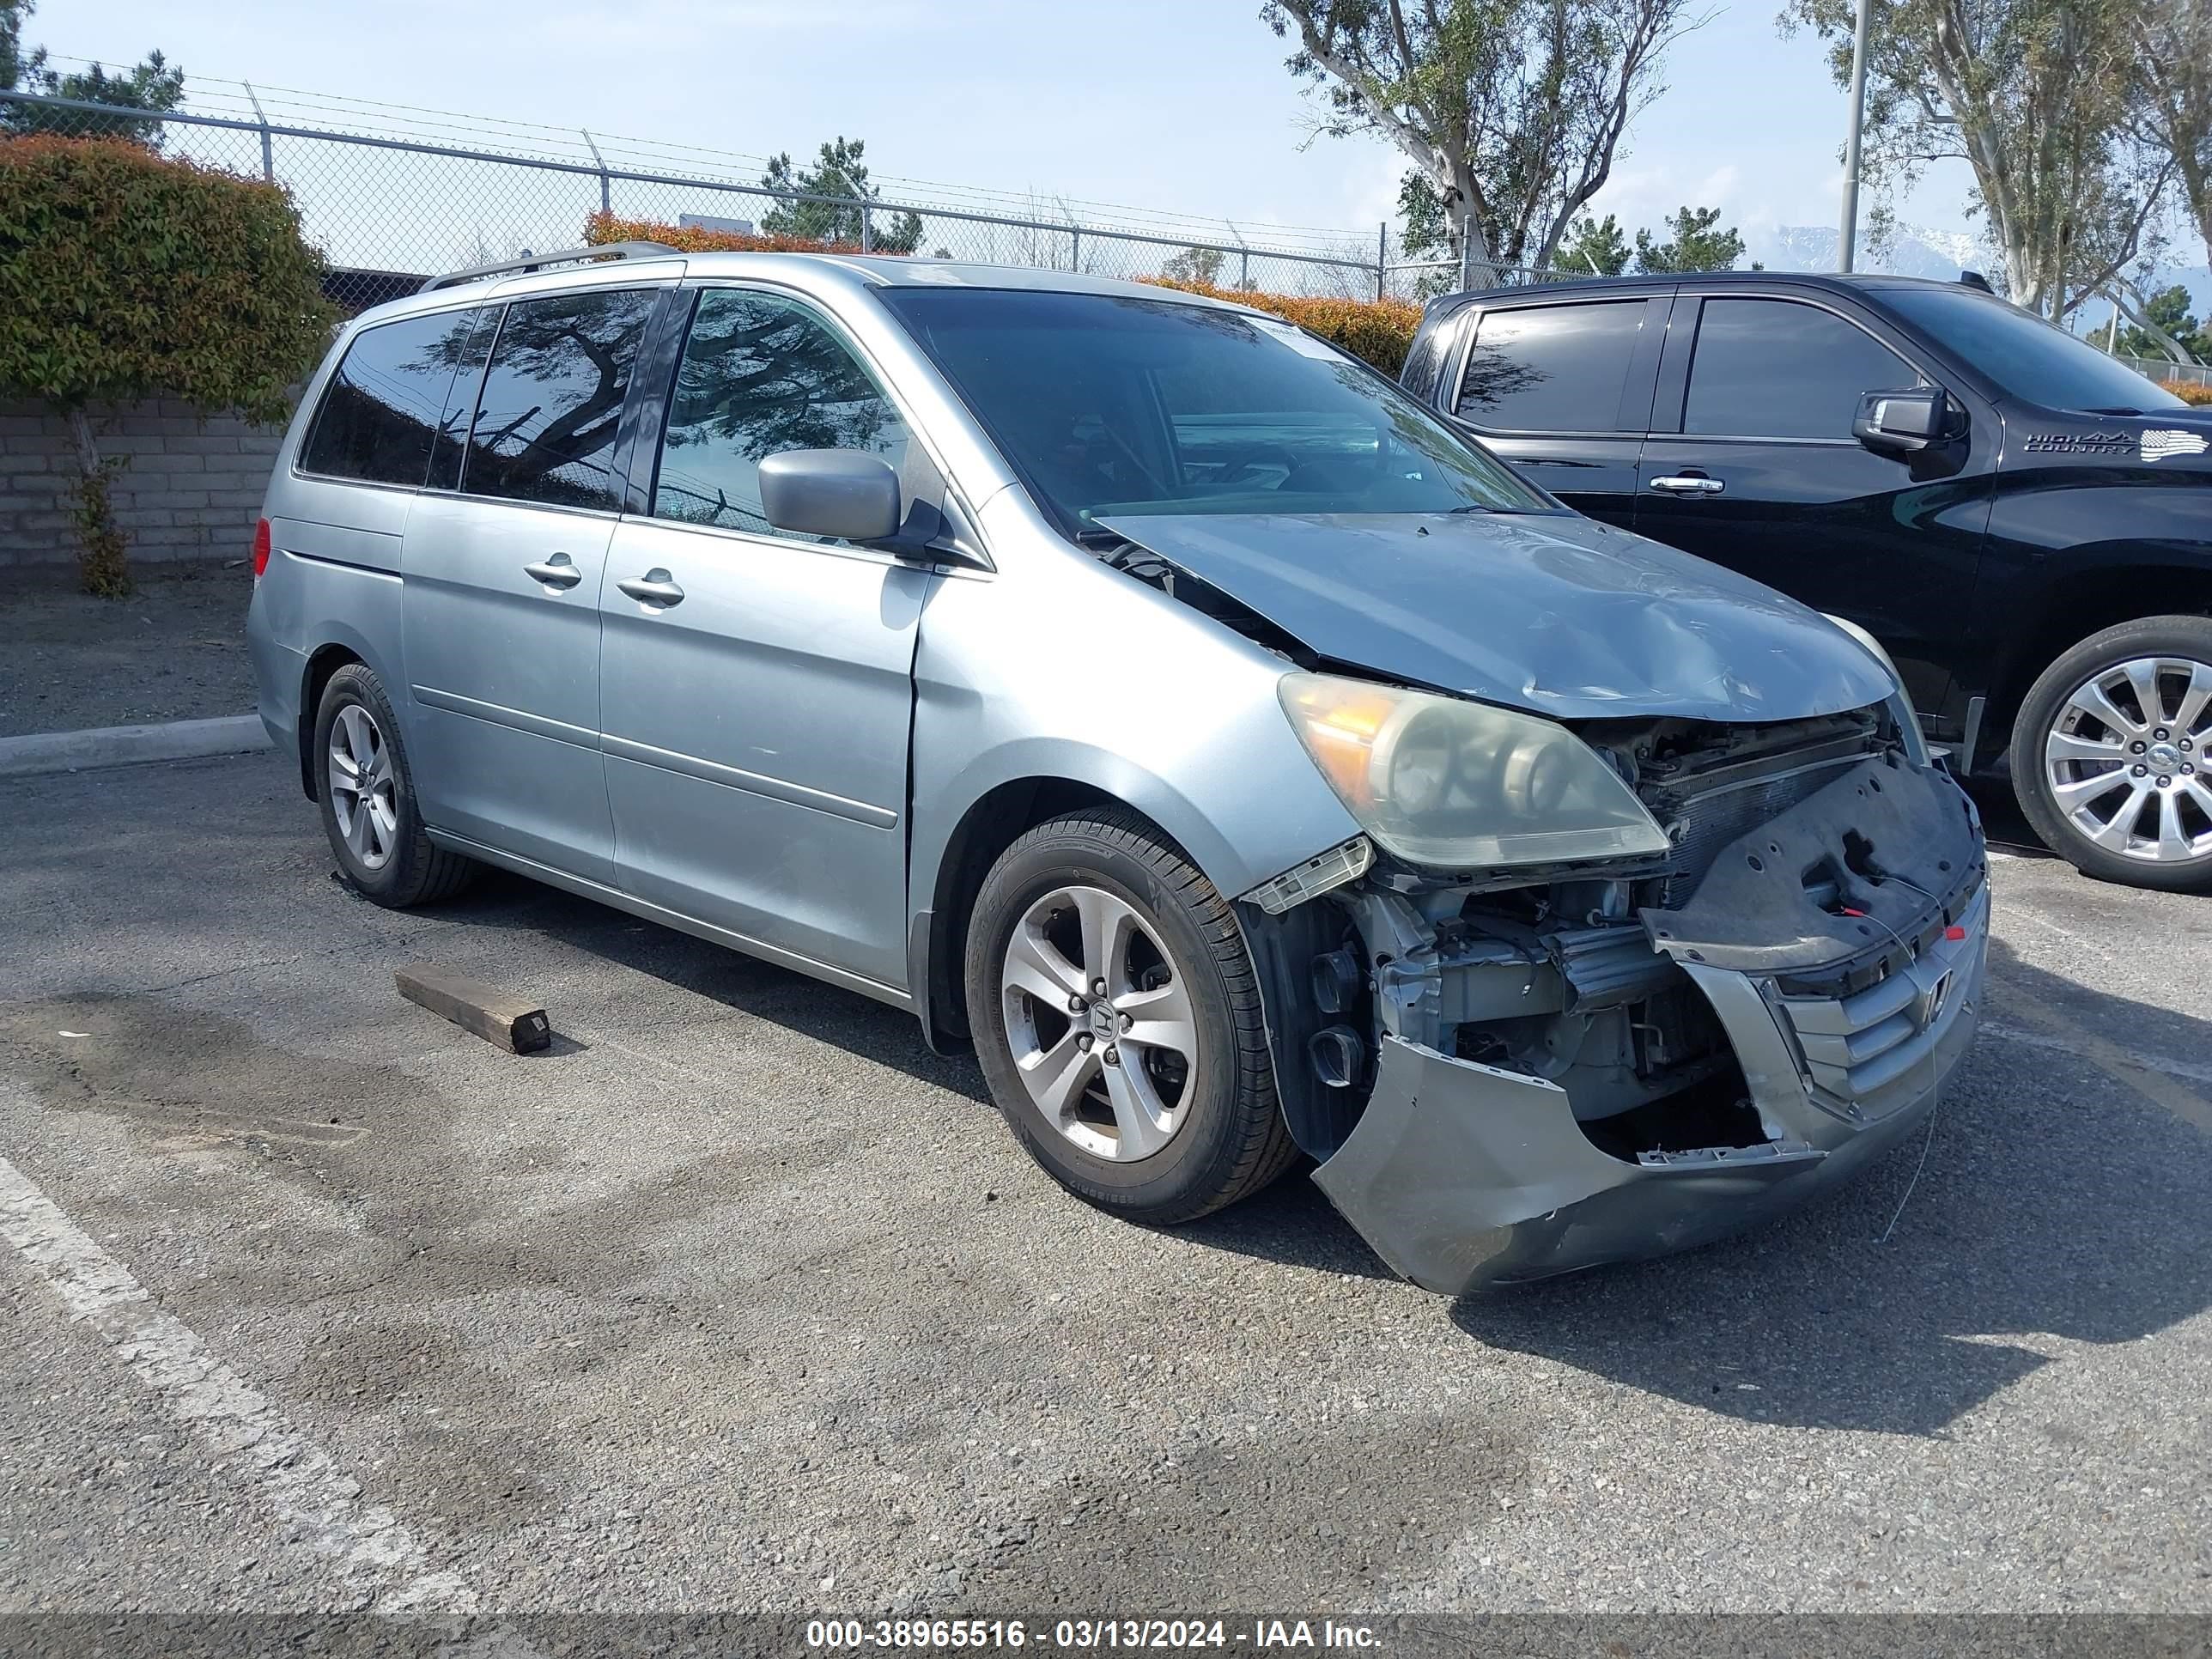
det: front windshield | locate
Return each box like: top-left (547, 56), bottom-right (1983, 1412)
top-left (1885, 286), bottom-right (2187, 413)
top-left (878, 289), bottom-right (1550, 530)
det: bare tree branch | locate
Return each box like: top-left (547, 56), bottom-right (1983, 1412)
top-left (1262, 0), bottom-right (1699, 270)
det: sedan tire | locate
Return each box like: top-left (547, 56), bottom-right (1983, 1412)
top-left (313, 663), bottom-right (479, 908)
top-left (965, 810), bottom-right (1299, 1223)
top-left (2010, 615), bottom-right (2212, 891)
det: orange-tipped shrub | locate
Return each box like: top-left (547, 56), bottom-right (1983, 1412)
top-left (586, 210), bottom-right (878, 257)
top-left (1144, 279), bottom-right (1422, 375)
top-left (2160, 379), bottom-right (2212, 407)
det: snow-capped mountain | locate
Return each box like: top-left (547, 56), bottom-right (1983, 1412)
top-left (1747, 227), bottom-right (2212, 331)
top-left (1748, 222), bottom-right (1990, 280)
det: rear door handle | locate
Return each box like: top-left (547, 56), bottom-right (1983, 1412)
top-left (617, 569), bottom-right (685, 608)
top-left (1648, 475), bottom-right (1725, 495)
top-left (524, 553), bottom-right (584, 589)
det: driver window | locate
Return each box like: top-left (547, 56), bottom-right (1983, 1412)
top-left (651, 289), bottom-right (909, 540)
top-left (1684, 299), bottom-right (1918, 440)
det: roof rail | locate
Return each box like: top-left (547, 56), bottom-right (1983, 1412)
top-left (417, 241), bottom-right (678, 294)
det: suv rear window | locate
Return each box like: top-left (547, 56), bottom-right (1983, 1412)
top-left (460, 289), bottom-right (659, 510)
top-left (1458, 301), bottom-right (1646, 431)
top-left (299, 309), bottom-right (483, 488)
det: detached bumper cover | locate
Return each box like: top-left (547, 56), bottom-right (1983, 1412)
top-left (1312, 763), bottom-right (1988, 1294)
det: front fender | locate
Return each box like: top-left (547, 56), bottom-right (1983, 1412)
top-left (907, 508), bottom-right (1363, 921)
top-left (903, 505), bottom-right (1363, 1053)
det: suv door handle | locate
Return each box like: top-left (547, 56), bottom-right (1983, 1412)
top-left (523, 553), bottom-right (584, 589)
top-left (1649, 475), bottom-right (1725, 495)
top-left (617, 570), bottom-right (685, 607)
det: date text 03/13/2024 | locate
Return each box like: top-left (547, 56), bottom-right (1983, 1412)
top-left (805, 1619), bottom-right (1383, 1650)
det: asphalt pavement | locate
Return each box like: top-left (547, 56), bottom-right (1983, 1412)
top-left (1, 750), bottom-right (2208, 1620)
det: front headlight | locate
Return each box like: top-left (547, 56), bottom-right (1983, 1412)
top-left (1278, 672), bottom-right (1670, 868)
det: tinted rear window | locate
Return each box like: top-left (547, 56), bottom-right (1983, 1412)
top-left (461, 289), bottom-right (659, 510)
top-left (300, 309), bottom-right (483, 488)
top-left (1459, 301), bottom-right (1647, 431)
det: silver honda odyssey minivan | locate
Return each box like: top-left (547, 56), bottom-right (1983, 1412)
top-left (246, 246), bottom-right (1988, 1292)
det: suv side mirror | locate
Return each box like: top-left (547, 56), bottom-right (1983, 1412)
top-left (758, 449), bottom-right (903, 544)
top-left (1854, 387), bottom-right (1950, 458)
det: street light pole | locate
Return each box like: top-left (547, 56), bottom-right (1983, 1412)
top-left (1838, 0), bottom-right (1875, 272)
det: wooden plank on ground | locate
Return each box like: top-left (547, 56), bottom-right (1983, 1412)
top-left (394, 964), bottom-right (552, 1054)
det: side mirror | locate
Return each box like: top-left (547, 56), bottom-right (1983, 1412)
top-left (758, 449), bottom-right (903, 544)
top-left (1853, 387), bottom-right (1950, 457)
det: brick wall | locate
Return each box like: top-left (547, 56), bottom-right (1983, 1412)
top-left (0, 398), bottom-right (289, 569)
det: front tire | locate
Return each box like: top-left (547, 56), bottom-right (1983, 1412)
top-left (2010, 615), bottom-right (2212, 891)
top-left (313, 664), bottom-right (478, 908)
top-left (964, 811), bottom-right (1298, 1223)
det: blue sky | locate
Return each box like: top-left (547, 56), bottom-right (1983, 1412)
top-left (36, 0), bottom-right (1978, 252)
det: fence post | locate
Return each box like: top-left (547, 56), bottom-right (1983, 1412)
top-left (1458, 214), bottom-right (1472, 292)
top-left (1376, 222), bottom-right (1387, 302)
top-left (1070, 225), bottom-right (1080, 271)
top-left (580, 130), bottom-right (611, 220)
top-left (860, 201), bottom-right (873, 253)
top-left (243, 81), bottom-right (273, 182)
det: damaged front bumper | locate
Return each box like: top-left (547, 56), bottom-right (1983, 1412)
top-left (1309, 758), bottom-right (1989, 1293)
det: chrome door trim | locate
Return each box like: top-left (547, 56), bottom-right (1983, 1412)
top-left (599, 732), bottom-right (900, 829)
top-left (411, 684), bottom-right (602, 750)
top-left (424, 827), bottom-right (915, 1009)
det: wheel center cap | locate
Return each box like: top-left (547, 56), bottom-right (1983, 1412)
top-left (2148, 741), bottom-right (2181, 771)
top-left (1088, 1003), bottom-right (1117, 1040)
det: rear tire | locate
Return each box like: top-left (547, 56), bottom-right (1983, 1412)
top-left (2009, 615), bottom-right (2212, 892)
top-left (964, 810), bottom-right (1298, 1224)
top-left (313, 664), bottom-right (478, 908)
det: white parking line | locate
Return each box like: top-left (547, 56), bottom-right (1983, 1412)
top-left (0, 1151), bottom-right (477, 1615)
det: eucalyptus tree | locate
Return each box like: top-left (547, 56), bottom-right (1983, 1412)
top-left (1263, 0), bottom-right (1705, 274)
top-left (1783, 0), bottom-right (2170, 319)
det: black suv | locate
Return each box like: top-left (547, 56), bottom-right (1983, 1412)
top-left (1401, 271), bottom-right (2212, 890)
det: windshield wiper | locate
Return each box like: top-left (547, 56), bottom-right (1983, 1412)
top-left (2082, 405), bottom-right (2143, 416)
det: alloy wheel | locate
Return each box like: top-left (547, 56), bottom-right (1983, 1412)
top-left (2041, 655), bottom-right (2212, 864)
top-left (327, 702), bottom-right (399, 872)
top-left (1000, 884), bottom-right (1200, 1162)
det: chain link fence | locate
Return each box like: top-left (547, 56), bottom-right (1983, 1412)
top-left (0, 76), bottom-right (1552, 313)
top-left (2117, 355), bottom-right (2212, 388)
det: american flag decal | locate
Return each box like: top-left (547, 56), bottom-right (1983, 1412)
top-left (2142, 428), bottom-right (2209, 462)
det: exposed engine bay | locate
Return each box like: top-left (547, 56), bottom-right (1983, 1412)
top-left (1243, 701), bottom-right (1985, 1180)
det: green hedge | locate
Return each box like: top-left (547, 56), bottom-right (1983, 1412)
top-left (0, 136), bottom-right (335, 592)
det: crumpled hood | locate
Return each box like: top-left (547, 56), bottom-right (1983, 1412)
top-left (1097, 511), bottom-right (1898, 723)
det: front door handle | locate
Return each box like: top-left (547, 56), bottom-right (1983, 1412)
top-left (524, 553), bottom-right (584, 589)
top-left (1648, 475), bottom-right (1725, 495)
top-left (617, 569), bottom-right (685, 608)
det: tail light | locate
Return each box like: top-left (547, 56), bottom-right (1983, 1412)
top-left (252, 517), bottom-right (271, 580)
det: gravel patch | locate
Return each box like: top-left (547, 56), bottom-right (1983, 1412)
top-left (0, 562), bottom-right (255, 738)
